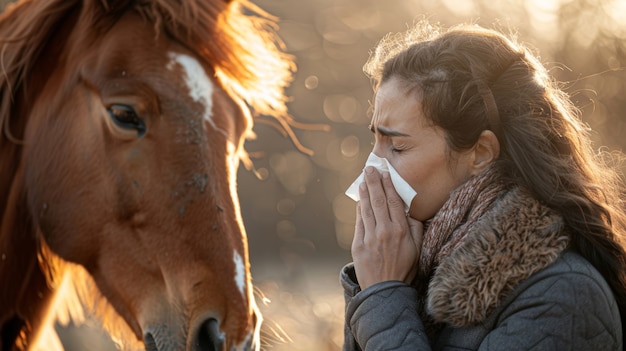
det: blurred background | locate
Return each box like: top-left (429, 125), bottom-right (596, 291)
top-left (2, 0), bottom-right (625, 350)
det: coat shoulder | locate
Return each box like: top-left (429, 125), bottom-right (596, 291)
top-left (436, 251), bottom-right (623, 351)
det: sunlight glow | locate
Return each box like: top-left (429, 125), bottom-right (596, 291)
top-left (29, 273), bottom-right (68, 351)
top-left (36, 244), bottom-right (142, 351)
top-left (525, 0), bottom-right (561, 42)
top-left (441, 0), bottom-right (477, 17)
top-left (603, 0), bottom-right (626, 36)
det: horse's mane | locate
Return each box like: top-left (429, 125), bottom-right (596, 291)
top-left (0, 0), bottom-right (300, 159)
top-left (128, 0), bottom-right (296, 127)
top-left (0, 0), bottom-right (298, 349)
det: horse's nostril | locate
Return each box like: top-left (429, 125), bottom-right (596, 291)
top-left (196, 318), bottom-right (224, 351)
top-left (144, 332), bottom-right (158, 351)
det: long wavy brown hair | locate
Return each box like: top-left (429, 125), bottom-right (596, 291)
top-left (365, 21), bottom-right (626, 340)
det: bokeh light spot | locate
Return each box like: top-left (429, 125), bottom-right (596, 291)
top-left (323, 94), bottom-right (360, 122)
top-left (254, 167), bottom-right (269, 180)
top-left (338, 95), bottom-right (358, 122)
top-left (304, 75), bottom-right (319, 90)
top-left (276, 198), bottom-right (296, 216)
top-left (608, 56), bottom-right (620, 71)
top-left (312, 302), bottom-right (332, 318)
top-left (277, 219), bottom-right (297, 240)
top-left (340, 135), bottom-right (360, 158)
top-left (270, 151), bottom-right (315, 195)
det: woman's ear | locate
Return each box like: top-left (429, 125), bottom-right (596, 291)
top-left (469, 130), bottom-right (500, 175)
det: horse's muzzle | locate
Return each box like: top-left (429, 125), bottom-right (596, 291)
top-left (143, 317), bottom-right (252, 351)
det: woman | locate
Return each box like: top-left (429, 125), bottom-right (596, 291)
top-left (342, 22), bottom-right (625, 350)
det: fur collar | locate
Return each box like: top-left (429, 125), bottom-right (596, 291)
top-left (426, 187), bottom-right (570, 326)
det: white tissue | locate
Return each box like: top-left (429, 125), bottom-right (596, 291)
top-left (345, 153), bottom-right (417, 212)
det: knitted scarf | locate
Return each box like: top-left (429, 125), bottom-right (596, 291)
top-left (414, 165), bottom-right (509, 337)
top-left (417, 165), bottom-right (507, 280)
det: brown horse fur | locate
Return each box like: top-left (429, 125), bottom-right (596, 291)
top-left (0, 0), bottom-right (296, 350)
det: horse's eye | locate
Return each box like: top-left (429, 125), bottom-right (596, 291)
top-left (107, 104), bottom-right (146, 137)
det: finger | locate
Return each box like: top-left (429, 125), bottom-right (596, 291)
top-left (363, 166), bottom-right (390, 223)
top-left (353, 202), bottom-right (365, 248)
top-left (358, 181), bottom-right (376, 232)
top-left (407, 217), bottom-right (424, 252)
top-left (381, 171), bottom-right (405, 223)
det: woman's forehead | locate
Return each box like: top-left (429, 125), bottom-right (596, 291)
top-left (371, 79), bottom-right (428, 130)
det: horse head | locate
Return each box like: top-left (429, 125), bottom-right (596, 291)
top-left (0, 0), bottom-right (296, 350)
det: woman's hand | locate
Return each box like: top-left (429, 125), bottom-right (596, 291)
top-left (352, 166), bottom-right (424, 290)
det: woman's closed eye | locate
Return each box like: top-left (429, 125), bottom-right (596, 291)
top-left (391, 144), bottom-right (408, 153)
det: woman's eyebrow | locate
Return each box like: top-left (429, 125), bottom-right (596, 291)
top-left (369, 125), bottom-right (411, 137)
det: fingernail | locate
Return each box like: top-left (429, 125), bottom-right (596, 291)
top-left (364, 166), bottom-right (374, 174)
top-left (359, 182), bottom-right (366, 191)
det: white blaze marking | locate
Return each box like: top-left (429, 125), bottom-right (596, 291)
top-left (166, 52), bottom-right (226, 136)
top-left (234, 251), bottom-right (245, 296)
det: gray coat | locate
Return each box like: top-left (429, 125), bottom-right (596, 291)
top-left (342, 188), bottom-right (623, 350)
top-left (342, 252), bottom-right (622, 350)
